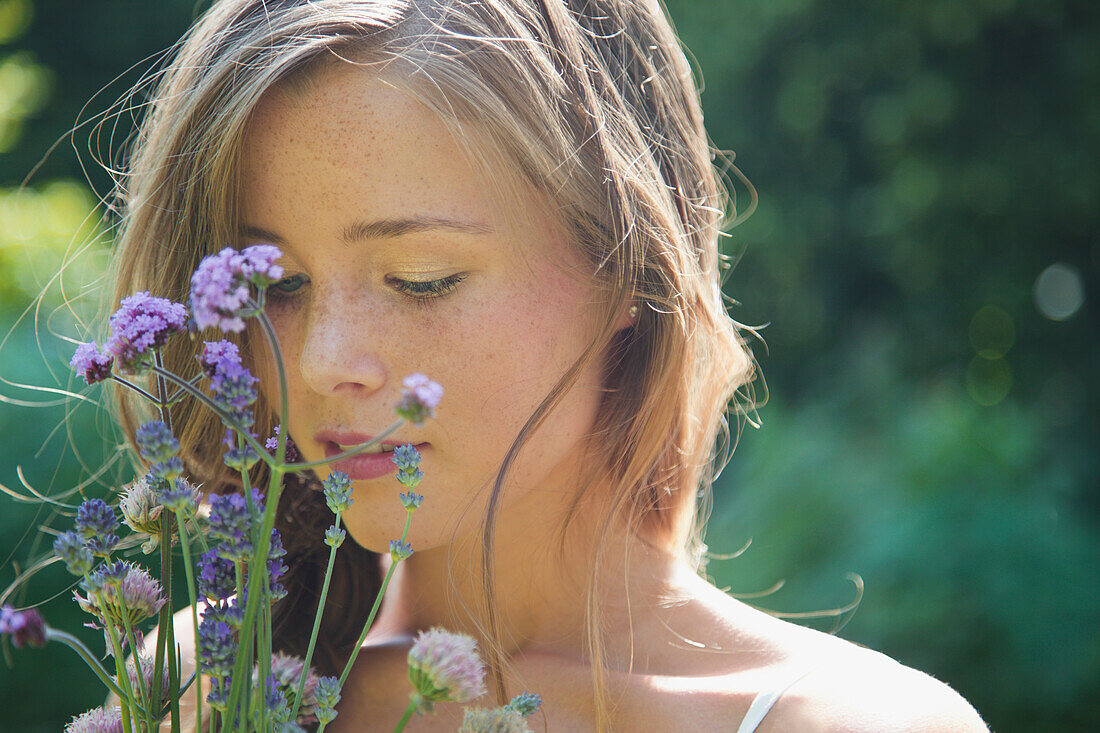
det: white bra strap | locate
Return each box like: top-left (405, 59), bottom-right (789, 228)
top-left (735, 668), bottom-right (814, 733)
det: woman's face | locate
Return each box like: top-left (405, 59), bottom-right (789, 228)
top-left (239, 65), bottom-right (610, 552)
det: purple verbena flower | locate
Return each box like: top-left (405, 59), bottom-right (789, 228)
top-left (198, 549), bottom-right (236, 602)
top-left (53, 530), bottom-right (94, 576)
top-left (407, 627), bottom-right (487, 712)
top-left (70, 342), bottom-right (113, 385)
top-left (74, 498), bottom-right (119, 556)
top-left (103, 292), bottom-right (188, 372)
top-left (208, 359), bottom-right (259, 429)
top-left (265, 425), bottom-right (300, 463)
top-left (64, 706), bottom-right (124, 733)
top-left (190, 245), bottom-right (283, 333)
top-left (395, 373), bottom-right (443, 426)
top-left (199, 339), bottom-right (242, 378)
top-left (224, 443), bottom-right (260, 472)
top-left (0, 605), bottom-right (47, 649)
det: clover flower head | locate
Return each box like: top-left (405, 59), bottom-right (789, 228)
top-left (160, 477), bottom-right (201, 513)
top-left (122, 655), bottom-right (171, 708)
top-left (64, 705), bottom-right (124, 733)
top-left (208, 492), bottom-right (256, 560)
top-left (135, 420), bottom-right (179, 464)
top-left (399, 491), bottom-right (424, 510)
top-left (458, 706), bottom-right (533, 733)
top-left (54, 530), bottom-right (94, 576)
top-left (70, 342), bottom-right (113, 385)
top-left (190, 245), bottom-right (283, 332)
top-left (119, 477), bottom-right (165, 552)
top-left (390, 539), bottom-right (413, 562)
top-left (407, 627), bottom-right (486, 712)
top-left (198, 606), bottom-right (238, 677)
top-left (506, 692), bottom-right (542, 717)
top-left (74, 498), bottom-right (119, 556)
top-left (198, 549), bottom-right (236, 602)
top-left (322, 471), bottom-right (353, 514)
top-left (313, 676), bottom-right (342, 725)
top-left (324, 526), bottom-right (346, 548)
top-left (0, 605), bottom-right (47, 649)
top-left (395, 373), bottom-right (443, 426)
top-left (75, 562), bottom-right (166, 628)
top-left (104, 292), bottom-right (188, 372)
top-left (199, 339), bottom-right (242, 378)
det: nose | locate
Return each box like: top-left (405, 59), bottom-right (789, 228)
top-left (298, 293), bottom-right (388, 396)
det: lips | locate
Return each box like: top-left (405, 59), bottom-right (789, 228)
top-left (314, 430), bottom-right (427, 481)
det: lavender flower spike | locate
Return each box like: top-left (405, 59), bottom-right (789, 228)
top-left (64, 706), bottom-right (124, 733)
top-left (458, 706), bottom-right (533, 733)
top-left (0, 605), bottom-right (47, 649)
top-left (395, 373), bottom-right (443, 426)
top-left (70, 341), bottom-right (113, 384)
top-left (74, 498), bottom-right (119, 556)
top-left (407, 627), bottom-right (487, 713)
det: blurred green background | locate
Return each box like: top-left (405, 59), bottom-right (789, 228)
top-left (0, 0), bottom-right (1096, 730)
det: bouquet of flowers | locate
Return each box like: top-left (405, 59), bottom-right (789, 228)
top-left (0, 245), bottom-right (539, 732)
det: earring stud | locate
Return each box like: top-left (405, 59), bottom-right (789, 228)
top-left (628, 304), bottom-right (639, 319)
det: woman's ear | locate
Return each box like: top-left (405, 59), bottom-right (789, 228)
top-left (613, 302), bottom-right (641, 332)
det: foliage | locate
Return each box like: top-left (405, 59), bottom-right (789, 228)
top-left (0, 0), bottom-right (1096, 730)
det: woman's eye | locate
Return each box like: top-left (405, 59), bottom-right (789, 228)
top-left (270, 273), bottom-right (310, 296)
top-left (387, 273), bottom-right (467, 303)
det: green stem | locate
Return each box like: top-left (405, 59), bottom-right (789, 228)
top-left (123, 621), bottom-right (151, 729)
top-left (103, 611), bottom-right (136, 733)
top-left (153, 351), bottom-right (181, 733)
top-left (108, 374), bottom-right (161, 404)
top-left (340, 509), bottom-right (414, 686)
top-left (148, 365), bottom-right (272, 465)
top-left (392, 701), bottom-right (417, 733)
top-left (175, 511), bottom-right (203, 732)
top-left (288, 511), bottom-right (343, 722)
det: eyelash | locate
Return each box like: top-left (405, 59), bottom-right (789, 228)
top-left (266, 273), bottom-right (467, 305)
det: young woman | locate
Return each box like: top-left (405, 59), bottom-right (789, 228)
top-left (110, 1), bottom-right (989, 730)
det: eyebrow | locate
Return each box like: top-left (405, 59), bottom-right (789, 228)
top-left (239, 216), bottom-right (492, 245)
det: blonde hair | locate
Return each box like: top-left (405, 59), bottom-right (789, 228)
top-left (107, 0), bottom-right (755, 727)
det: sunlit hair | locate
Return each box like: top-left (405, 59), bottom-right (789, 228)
top-left (106, 0), bottom-right (756, 727)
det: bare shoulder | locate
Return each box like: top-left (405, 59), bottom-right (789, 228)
top-left (758, 631), bottom-right (989, 733)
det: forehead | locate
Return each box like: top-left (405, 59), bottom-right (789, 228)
top-left (238, 63), bottom-right (572, 265)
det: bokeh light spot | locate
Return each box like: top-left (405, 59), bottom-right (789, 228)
top-left (969, 306), bottom-right (1015, 359)
top-left (1034, 262), bottom-right (1085, 321)
top-left (967, 356), bottom-right (1012, 406)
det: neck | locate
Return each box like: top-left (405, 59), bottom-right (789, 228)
top-left (383, 482), bottom-right (689, 665)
